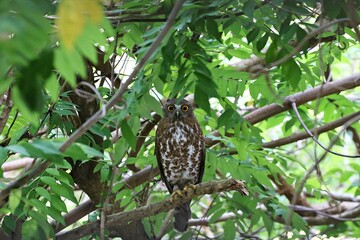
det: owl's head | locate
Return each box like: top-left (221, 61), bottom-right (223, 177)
top-left (162, 99), bottom-right (194, 120)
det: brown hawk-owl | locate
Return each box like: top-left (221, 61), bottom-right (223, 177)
top-left (155, 99), bottom-right (205, 232)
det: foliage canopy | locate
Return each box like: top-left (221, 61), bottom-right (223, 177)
top-left (0, 0), bottom-right (360, 239)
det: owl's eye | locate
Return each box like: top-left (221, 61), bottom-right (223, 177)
top-left (167, 104), bottom-right (175, 112)
top-left (181, 105), bottom-right (189, 112)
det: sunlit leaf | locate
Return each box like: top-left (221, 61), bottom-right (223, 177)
top-left (9, 189), bottom-right (22, 211)
top-left (56, 0), bottom-right (103, 50)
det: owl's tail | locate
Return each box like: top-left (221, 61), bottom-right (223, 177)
top-left (174, 202), bottom-right (191, 232)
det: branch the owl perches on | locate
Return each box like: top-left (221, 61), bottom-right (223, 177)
top-left (55, 179), bottom-right (248, 240)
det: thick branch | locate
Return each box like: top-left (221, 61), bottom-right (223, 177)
top-left (347, 126), bottom-right (360, 154)
top-left (55, 179), bottom-right (248, 239)
top-left (304, 205), bottom-right (360, 226)
top-left (52, 165), bottom-right (159, 233)
top-left (53, 200), bottom-right (96, 233)
top-left (244, 73), bottom-right (360, 125)
top-left (263, 111), bottom-right (360, 148)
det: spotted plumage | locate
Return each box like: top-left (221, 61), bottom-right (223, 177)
top-left (155, 99), bottom-right (205, 232)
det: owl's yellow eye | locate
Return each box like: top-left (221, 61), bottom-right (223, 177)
top-left (167, 104), bottom-right (175, 112)
top-left (181, 105), bottom-right (189, 112)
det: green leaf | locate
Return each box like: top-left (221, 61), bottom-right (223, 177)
top-left (243, 0), bottom-right (256, 19)
top-left (11, 87), bottom-right (40, 125)
top-left (144, 94), bottom-right (163, 116)
top-left (30, 199), bottom-right (48, 214)
top-left (100, 164), bottom-right (110, 183)
top-left (22, 219), bottom-right (43, 240)
top-left (250, 209), bottom-right (262, 227)
top-left (114, 138), bottom-right (129, 163)
top-left (206, 18), bottom-right (221, 42)
top-left (74, 25), bottom-right (99, 64)
top-left (9, 189), bottom-right (22, 211)
top-left (246, 28), bottom-right (260, 44)
top-left (209, 208), bottom-right (226, 223)
top-left (45, 74), bottom-right (60, 101)
top-left (28, 210), bottom-right (53, 237)
top-left (296, 25), bottom-right (307, 43)
top-left (47, 207), bottom-right (66, 225)
top-left (50, 182), bottom-right (78, 204)
top-left (64, 143), bottom-right (87, 161)
top-left (115, 189), bottom-right (132, 202)
top-left (75, 143), bottom-right (104, 158)
top-left (265, 40), bottom-right (278, 64)
top-left (40, 176), bottom-right (56, 185)
top-left (121, 119), bottom-right (137, 150)
top-left (123, 32), bottom-right (135, 50)
top-left (223, 220), bottom-right (236, 240)
top-left (50, 194), bottom-right (67, 213)
top-left (262, 212), bottom-right (273, 235)
top-left (217, 109), bottom-right (235, 129)
top-left (257, 33), bottom-right (269, 52)
top-left (195, 85), bottom-right (211, 114)
top-left (54, 46), bottom-right (86, 87)
top-left (35, 187), bottom-right (51, 201)
top-left (6, 144), bottom-right (31, 157)
top-left (2, 215), bottom-right (16, 233)
top-left (227, 49), bottom-right (251, 59)
top-left (32, 139), bottom-right (62, 157)
top-left (282, 59), bottom-right (302, 89)
top-left (252, 170), bottom-right (274, 190)
top-left (291, 212), bottom-right (308, 231)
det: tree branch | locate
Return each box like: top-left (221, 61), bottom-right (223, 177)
top-left (244, 73), bottom-right (360, 125)
top-left (52, 200), bottom-right (96, 233)
top-left (263, 111), bottom-right (360, 148)
top-left (0, 89), bottom-right (12, 135)
top-left (304, 205), bottom-right (360, 226)
top-left (55, 179), bottom-right (248, 239)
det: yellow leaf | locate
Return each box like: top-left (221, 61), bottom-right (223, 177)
top-left (56, 0), bottom-right (103, 50)
top-left (86, 0), bottom-right (103, 23)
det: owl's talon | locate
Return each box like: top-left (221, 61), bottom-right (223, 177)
top-left (184, 184), bottom-right (196, 191)
top-left (183, 184), bottom-right (196, 197)
top-left (170, 190), bottom-right (184, 205)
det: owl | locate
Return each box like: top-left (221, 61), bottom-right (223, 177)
top-left (155, 99), bottom-right (205, 232)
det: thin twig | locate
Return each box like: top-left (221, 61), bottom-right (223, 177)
top-left (5, 110), bottom-right (18, 139)
top-left (0, 89), bottom-right (13, 135)
top-left (155, 210), bottom-right (173, 239)
top-left (189, 213), bottom-right (237, 226)
top-left (291, 102), bottom-right (360, 158)
top-left (100, 154), bottom-right (117, 240)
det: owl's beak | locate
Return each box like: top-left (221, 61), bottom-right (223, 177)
top-left (175, 109), bottom-right (180, 118)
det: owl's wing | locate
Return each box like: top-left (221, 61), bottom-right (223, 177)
top-left (196, 139), bottom-right (206, 184)
top-left (155, 134), bottom-right (174, 193)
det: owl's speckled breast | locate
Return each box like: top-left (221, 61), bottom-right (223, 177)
top-left (158, 121), bottom-right (203, 189)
